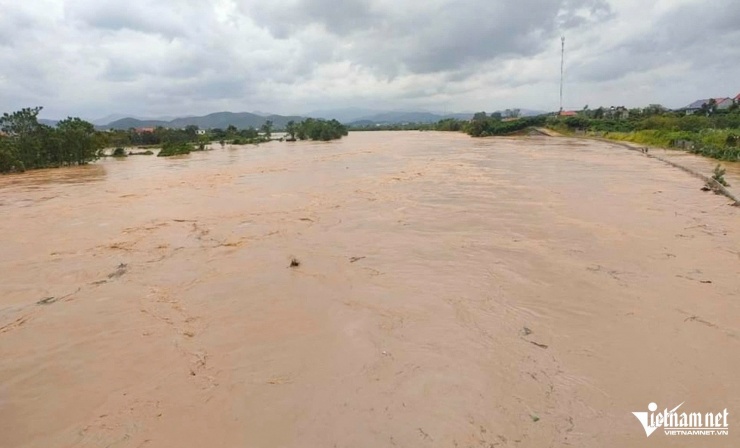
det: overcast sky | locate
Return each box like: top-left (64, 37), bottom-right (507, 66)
top-left (1, 0), bottom-right (738, 119)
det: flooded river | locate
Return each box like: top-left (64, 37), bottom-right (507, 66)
top-left (1, 132), bottom-right (738, 447)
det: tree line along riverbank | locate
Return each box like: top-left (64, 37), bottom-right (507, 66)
top-left (545, 111), bottom-right (740, 162)
top-left (362, 107), bottom-right (740, 163)
top-left (3, 104), bottom-right (739, 174)
top-left (406, 107), bottom-right (740, 162)
top-left (0, 107), bottom-right (348, 173)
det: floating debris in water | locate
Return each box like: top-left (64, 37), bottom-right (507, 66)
top-left (108, 263), bottom-right (128, 279)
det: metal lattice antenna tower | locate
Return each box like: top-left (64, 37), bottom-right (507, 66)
top-left (559, 36), bottom-right (565, 113)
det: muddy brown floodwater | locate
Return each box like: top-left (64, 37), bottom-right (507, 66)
top-left (1, 132), bottom-right (738, 448)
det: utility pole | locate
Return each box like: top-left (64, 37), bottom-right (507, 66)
top-left (560, 36), bottom-right (565, 114)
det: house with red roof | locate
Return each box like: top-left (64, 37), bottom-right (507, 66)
top-left (684, 97), bottom-right (733, 114)
top-left (715, 98), bottom-right (733, 109)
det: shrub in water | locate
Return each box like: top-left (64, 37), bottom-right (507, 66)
top-left (712, 164), bottom-right (730, 187)
top-left (157, 142), bottom-right (193, 157)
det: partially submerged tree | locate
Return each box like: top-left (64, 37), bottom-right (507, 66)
top-left (0, 107), bottom-right (102, 173)
top-left (260, 120), bottom-right (273, 140)
top-left (712, 164), bottom-right (729, 187)
top-left (293, 118), bottom-right (348, 141)
top-left (285, 120), bottom-right (297, 140)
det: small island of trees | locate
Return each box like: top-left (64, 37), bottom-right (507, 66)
top-left (286, 118), bottom-right (348, 141)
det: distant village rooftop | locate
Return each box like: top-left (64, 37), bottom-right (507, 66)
top-left (683, 94), bottom-right (738, 113)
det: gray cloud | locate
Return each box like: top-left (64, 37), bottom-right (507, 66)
top-left (68, 4), bottom-right (186, 37)
top-left (572, 0), bottom-right (740, 83)
top-left (0, 0), bottom-right (737, 119)
top-left (251, 0), bottom-right (612, 76)
top-left (249, 0), bottom-right (382, 38)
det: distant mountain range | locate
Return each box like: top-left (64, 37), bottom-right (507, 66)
top-left (306, 108), bottom-right (475, 124)
top-left (348, 112), bottom-right (475, 125)
top-left (91, 113), bottom-right (178, 126)
top-left (103, 112), bottom-right (306, 130)
top-left (310, 108), bottom-right (548, 126)
top-left (307, 108), bottom-right (387, 123)
top-left (37, 108), bottom-right (550, 130)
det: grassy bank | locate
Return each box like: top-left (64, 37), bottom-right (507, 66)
top-left (545, 114), bottom-right (740, 162)
top-left (601, 130), bottom-right (740, 161)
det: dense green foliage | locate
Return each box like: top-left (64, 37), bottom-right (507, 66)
top-left (221, 125), bottom-right (265, 144)
top-left (260, 120), bottom-right (273, 140)
top-left (602, 130), bottom-right (739, 161)
top-left (294, 118), bottom-right (348, 141)
top-left (100, 124), bottom-right (260, 148)
top-left (464, 115), bottom-right (546, 137)
top-left (547, 107), bottom-right (740, 162)
top-left (285, 120), bottom-right (298, 140)
top-left (0, 106), bottom-right (348, 174)
top-left (157, 141), bottom-right (194, 157)
top-left (0, 107), bottom-right (103, 173)
top-left (549, 113), bottom-right (740, 135)
top-left (429, 113), bottom-right (546, 137)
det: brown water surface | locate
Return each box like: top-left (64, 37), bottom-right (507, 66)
top-left (1, 132), bottom-right (738, 447)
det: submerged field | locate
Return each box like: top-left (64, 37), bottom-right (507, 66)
top-left (1, 132), bottom-right (738, 447)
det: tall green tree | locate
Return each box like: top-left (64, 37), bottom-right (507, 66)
top-left (260, 120), bottom-right (273, 140)
top-left (285, 120), bottom-right (297, 140)
top-left (54, 117), bottom-right (103, 165)
top-left (294, 118), bottom-right (348, 141)
top-left (184, 125), bottom-right (199, 141)
top-left (0, 107), bottom-right (101, 172)
top-left (0, 107), bottom-right (47, 170)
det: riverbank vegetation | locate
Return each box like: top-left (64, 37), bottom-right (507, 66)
top-left (1, 107), bottom-right (351, 173)
top-left (0, 107), bottom-right (103, 173)
top-left (105, 118), bottom-right (346, 147)
top-left (546, 107), bottom-right (740, 162)
top-left (461, 114), bottom-right (546, 137)
top-left (413, 113), bottom-right (546, 136)
top-left (348, 123), bottom-right (437, 132)
top-left (428, 105), bottom-right (740, 162)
